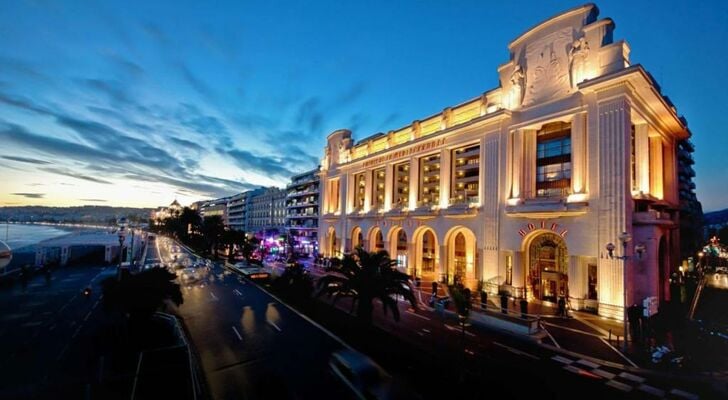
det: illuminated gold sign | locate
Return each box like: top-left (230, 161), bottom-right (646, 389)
top-left (363, 138), bottom-right (446, 168)
top-left (518, 220), bottom-right (568, 238)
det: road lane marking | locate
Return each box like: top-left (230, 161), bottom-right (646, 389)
top-left (83, 311), bottom-right (92, 322)
top-left (232, 326), bottom-right (243, 341)
top-left (638, 384), bottom-right (665, 398)
top-left (493, 342), bottom-right (540, 360)
top-left (71, 325), bottom-right (83, 339)
top-left (541, 324), bottom-right (561, 349)
top-left (210, 292), bottom-right (218, 301)
top-left (551, 355), bottom-right (573, 364)
top-left (57, 343), bottom-right (71, 360)
top-left (233, 289), bottom-right (243, 296)
top-left (267, 320), bottom-right (282, 332)
top-left (444, 324), bottom-right (475, 336)
top-left (21, 321), bottom-right (44, 328)
top-left (606, 380), bottom-right (633, 392)
top-left (405, 310), bottom-right (431, 321)
top-left (670, 388), bottom-right (699, 400)
top-left (249, 279), bottom-right (355, 351)
top-left (599, 337), bottom-right (639, 368)
top-left (617, 372), bottom-right (645, 384)
top-left (576, 359), bottom-right (600, 369)
top-left (591, 369), bottom-right (615, 380)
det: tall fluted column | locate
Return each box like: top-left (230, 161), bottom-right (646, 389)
top-left (571, 113), bottom-right (588, 194)
top-left (597, 97), bottom-right (633, 320)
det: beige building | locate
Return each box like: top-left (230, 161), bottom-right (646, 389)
top-left (318, 4), bottom-right (689, 319)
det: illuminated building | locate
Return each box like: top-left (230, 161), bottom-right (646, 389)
top-left (318, 4), bottom-right (690, 319)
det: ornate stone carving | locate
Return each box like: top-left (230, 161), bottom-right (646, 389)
top-left (569, 37), bottom-right (590, 87)
top-left (510, 65), bottom-right (525, 108)
top-left (522, 28), bottom-right (573, 106)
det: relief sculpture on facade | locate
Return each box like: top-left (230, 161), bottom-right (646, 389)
top-left (522, 28), bottom-right (573, 106)
top-left (510, 65), bottom-right (525, 108)
top-left (569, 37), bottom-right (590, 87)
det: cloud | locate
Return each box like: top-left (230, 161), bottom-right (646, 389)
top-left (0, 57), bottom-right (49, 83)
top-left (40, 167), bottom-right (113, 184)
top-left (295, 97), bottom-right (324, 133)
top-left (12, 193), bottom-right (45, 199)
top-left (169, 137), bottom-right (206, 152)
top-left (179, 63), bottom-right (218, 104)
top-left (225, 148), bottom-right (295, 179)
top-left (79, 78), bottom-right (133, 107)
top-left (0, 91), bottom-right (56, 116)
top-left (1, 155), bottom-right (52, 165)
top-left (79, 199), bottom-right (108, 202)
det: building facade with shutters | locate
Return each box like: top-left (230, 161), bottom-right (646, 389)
top-left (318, 4), bottom-right (689, 319)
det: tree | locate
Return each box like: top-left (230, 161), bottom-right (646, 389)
top-left (273, 263), bottom-right (314, 303)
top-left (101, 268), bottom-right (183, 321)
top-left (316, 247), bottom-right (417, 325)
top-left (201, 215), bottom-right (226, 254)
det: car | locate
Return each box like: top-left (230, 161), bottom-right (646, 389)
top-left (231, 262), bottom-right (270, 281)
top-left (181, 267), bottom-right (199, 282)
top-left (329, 349), bottom-right (394, 400)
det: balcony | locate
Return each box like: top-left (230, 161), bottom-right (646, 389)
top-left (505, 196), bottom-right (588, 218)
top-left (287, 188), bottom-right (319, 198)
top-left (287, 201), bottom-right (319, 208)
top-left (633, 209), bottom-right (675, 226)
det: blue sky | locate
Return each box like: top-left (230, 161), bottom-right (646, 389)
top-left (0, 1), bottom-right (726, 211)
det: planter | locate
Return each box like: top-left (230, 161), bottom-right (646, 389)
top-left (520, 299), bottom-right (528, 318)
top-left (500, 294), bottom-right (508, 314)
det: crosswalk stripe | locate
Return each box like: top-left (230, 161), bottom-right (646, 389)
top-left (618, 371), bottom-right (646, 383)
top-left (670, 388), bottom-right (699, 400)
top-left (606, 380), bottom-right (633, 392)
top-left (638, 384), bottom-right (665, 398)
top-left (552, 355), bottom-right (573, 364)
top-left (591, 369), bottom-right (615, 380)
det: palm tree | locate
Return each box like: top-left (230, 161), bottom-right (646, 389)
top-left (316, 247), bottom-right (417, 325)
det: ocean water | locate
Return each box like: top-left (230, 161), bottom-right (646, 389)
top-left (0, 223), bottom-right (72, 251)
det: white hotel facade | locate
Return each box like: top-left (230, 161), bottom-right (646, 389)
top-left (318, 4), bottom-right (689, 319)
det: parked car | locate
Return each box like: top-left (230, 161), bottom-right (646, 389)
top-left (329, 349), bottom-right (395, 400)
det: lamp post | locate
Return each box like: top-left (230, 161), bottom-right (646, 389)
top-left (605, 231), bottom-right (645, 351)
top-left (117, 226), bottom-right (126, 281)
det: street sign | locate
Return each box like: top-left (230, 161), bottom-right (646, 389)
top-left (643, 296), bottom-right (658, 317)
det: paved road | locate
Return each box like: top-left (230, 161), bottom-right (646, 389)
top-left (0, 264), bottom-right (116, 398)
top-left (152, 238), bottom-right (357, 400)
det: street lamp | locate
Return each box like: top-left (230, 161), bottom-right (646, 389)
top-left (605, 231), bottom-right (646, 351)
top-left (117, 225), bottom-right (127, 281)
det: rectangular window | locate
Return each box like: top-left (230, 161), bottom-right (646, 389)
top-left (371, 167), bottom-right (385, 210)
top-left (353, 172), bottom-right (366, 211)
top-left (588, 264), bottom-right (598, 300)
top-left (328, 178), bottom-right (340, 213)
top-left (393, 162), bottom-right (410, 209)
top-left (536, 122), bottom-right (571, 197)
top-left (451, 143), bottom-right (480, 205)
top-left (505, 255), bottom-right (513, 285)
top-left (418, 153), bottom-right (440, 206)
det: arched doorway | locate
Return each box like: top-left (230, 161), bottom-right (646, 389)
top-left (327, 227), bottom-right (339, 257)
top-left (388, 227), bottom-right (409, 274)
top-left (413, 227), bottom-right (438, 280)
top-left (351, 226), bottom-right (363, 250)
top-left (527, 232), bottom-right (568, 303)
top-left (368, 227), bottom-right (384, 253)
top-left (445, 227), bottom-right (477, 286)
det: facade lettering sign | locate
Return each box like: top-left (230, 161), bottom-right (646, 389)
top-left (363, 138), bottom-right (447, 168)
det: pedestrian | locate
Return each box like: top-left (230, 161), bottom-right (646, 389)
top-left (557, 296), bottom-right (566, 317)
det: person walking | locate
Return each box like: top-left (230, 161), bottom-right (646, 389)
top-left (557, 296), bottom-right (566, 317)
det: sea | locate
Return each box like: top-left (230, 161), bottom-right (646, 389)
top-left (0, 223), bottom-right (73, 251)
